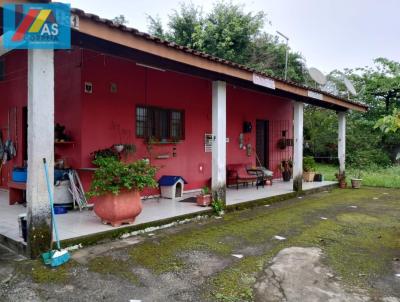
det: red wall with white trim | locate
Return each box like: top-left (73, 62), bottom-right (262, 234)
top-left (0, 49), bottom-right (293, 195)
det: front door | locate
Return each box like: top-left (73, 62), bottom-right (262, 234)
top-left (256, 120), bottom-right (269, 168)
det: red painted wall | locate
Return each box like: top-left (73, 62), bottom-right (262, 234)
top-left (0, 48), bottom-right (293, 195)
top-left (0, 49), bottom-right (82, 188)
top-left (0, 51), bottom-right (28, 188)
top-left (227, 87), bottom-right (293, 176)
top-left (78, 50), bottom-right (212, 192)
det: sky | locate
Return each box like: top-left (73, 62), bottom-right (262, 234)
top-left (59, 0), bottom-right (400, 74)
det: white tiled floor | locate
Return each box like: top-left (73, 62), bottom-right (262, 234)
top-left (0, 180), bottom-right (336, 244)
top-left (226, 180), bottom-right (337, 205)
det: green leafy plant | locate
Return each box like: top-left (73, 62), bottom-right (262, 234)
top-left (279, 159), bottom-right (292, 172)
top-left (87, 157), bottom-right (158, 197)
top-left (91, 147), bottom-right (119, 160)
top-left (211, 198), bottom-right (224, 215)
top-left (303, 156), bottom-right (316, 172)
top-left (201, 186), bottom-right (210, 195)
top-left (350, 153), bottom-right (369, 179)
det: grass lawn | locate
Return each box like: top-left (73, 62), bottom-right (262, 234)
top-left (316, 163), bottom-right (400, 188)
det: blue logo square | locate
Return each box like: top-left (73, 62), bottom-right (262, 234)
top-left (3, 3), bottom-right (71, 49)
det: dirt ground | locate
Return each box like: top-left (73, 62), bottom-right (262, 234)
top-left (1, 187), bottom-right (400, 302)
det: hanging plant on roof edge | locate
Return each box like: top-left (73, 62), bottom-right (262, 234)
top-left (87, 157), bottom-right (158, 227)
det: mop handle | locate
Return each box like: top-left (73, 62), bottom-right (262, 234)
top-left (43, 158), bottom-right (61, 250)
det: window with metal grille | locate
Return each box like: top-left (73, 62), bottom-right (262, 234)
top-left (136, 106), bottom-right (184, 141)
top-left (0, 59), bottom-right (4, 81)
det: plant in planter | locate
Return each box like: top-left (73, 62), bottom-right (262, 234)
top-left (91, 147), bottom-right (120, 161)
top-left (350, 155), bottom-right (367, 189)
top-left (335, 172), bottom-right (347, 189)
top-left (351, 170), bottom-right (363, 189)
top-left (87, 156), bottom-right (157, 226)
top-left (196, 186), bottom-right (212, 207)
top-left (279, 160), bottom-right (292, 181)
top-left (303, 156), bottom-right (316, 182)
top-left (277, 139), bottom-right (287, 150)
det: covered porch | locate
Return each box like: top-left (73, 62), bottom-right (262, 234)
top-left (0, 180), bottom-right (336, 247)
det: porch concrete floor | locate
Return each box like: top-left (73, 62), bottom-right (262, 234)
top-left (0, 180), bottom-right (336, 244)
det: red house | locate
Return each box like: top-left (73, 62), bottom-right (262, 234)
top-left (0, 3), bottom-right (367, 256)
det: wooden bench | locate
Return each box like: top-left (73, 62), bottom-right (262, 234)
top-left (8, 181), bottom-right (26, 205)
top-left (227, 164), bottom-right (259, 190)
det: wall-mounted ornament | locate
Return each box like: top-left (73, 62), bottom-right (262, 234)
top-left (239, 133), bottom-right (244, 149)
top-left (84, 82), bottom-right (93, 94)
top-left (243, 121), bottom-right (252, 133)
top-left (110, 82), bottom-right (118, 93)
top-left (246, 143), bottom-right (252, 157)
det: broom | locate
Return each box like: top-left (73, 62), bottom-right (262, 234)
top-left (41, 158), bottom-right (70, 267)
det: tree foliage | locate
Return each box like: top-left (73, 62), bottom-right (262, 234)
top-left (305, 58), bottom-right (400, 166)
top-left (147, 1), bottom-right (307, 83)
top-left (145, 2), bottom-right (400, 166)
top-left (112, 15), bottom-right (129, 26)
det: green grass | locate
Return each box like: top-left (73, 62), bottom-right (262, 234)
top-left (316, 163), bottom-right (400, 188)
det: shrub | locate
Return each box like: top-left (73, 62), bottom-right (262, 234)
top-left (303, 156), bottom-right (316, 172)
top-left (87, 157), bottom-right (158, 197)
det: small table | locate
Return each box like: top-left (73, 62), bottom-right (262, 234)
top-left (247, 168), bottom-right (266, 189)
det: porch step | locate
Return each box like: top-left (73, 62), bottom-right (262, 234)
top-left (0, 233), bottom-right (27, 257)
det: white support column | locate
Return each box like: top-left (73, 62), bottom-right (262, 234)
top-left (27, 49), bottom-right (54, 258)
top-left (212, 81), bottom-right (227, 205)
top-left (338, 111), bottom-right (346, 175)
top-left (293, 102), bottom-right (304, 191)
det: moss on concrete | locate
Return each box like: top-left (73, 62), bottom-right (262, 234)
top-left (20, 260), bottom-right (75, 284)
top-left (61, 208), bottom-right (213, 249)
top-left (28, 222), bottom-right (52, 258)
top-left (88, 256), bottom-right (140, 284)
top-left (208, 187), bottom-right (400, 301)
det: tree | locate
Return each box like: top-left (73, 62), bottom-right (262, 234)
top-left (112, 15), bottom-right (128, 26)
top-left (147, 15), bottom-right (165, 38)
top-left (167, 3), bottom-right (203, 49)
top-left (375, 109), bottom-right (400, 133)
top-left (147, 1), bottom-right (308, 84)
top-left (191, 1), bottom-right (265, 64)
top-left (305, 58), bottom-right (400, 166)
top-left (249, 33), bottom-right (308, 83)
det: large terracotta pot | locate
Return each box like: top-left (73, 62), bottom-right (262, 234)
top-left (196, 194), bottom-right (211, 207)
top-left (94, 190), bottom-right (142, 227)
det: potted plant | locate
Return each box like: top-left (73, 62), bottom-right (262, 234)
top-left (303, 156), bottom-right (316, 182)
top-left (87, 156), bottom-right (158, 227)
top-left (91, 147), bottom-right (120, 160)
top-left (350, 155), bottom-right (366, 189)
top-left (335, 172), bottom-right (347, 189)
top-left (351, 171), bottom-right (362, 189)
top-left (279, 160), bottom-right (292, 182)
top-left (277, 139), bottom-right (287, 150)
top-left (196, 186), bottom-right (212, 207)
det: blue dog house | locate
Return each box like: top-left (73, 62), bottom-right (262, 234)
top-left (158, 175), bottom-right (187, 199)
